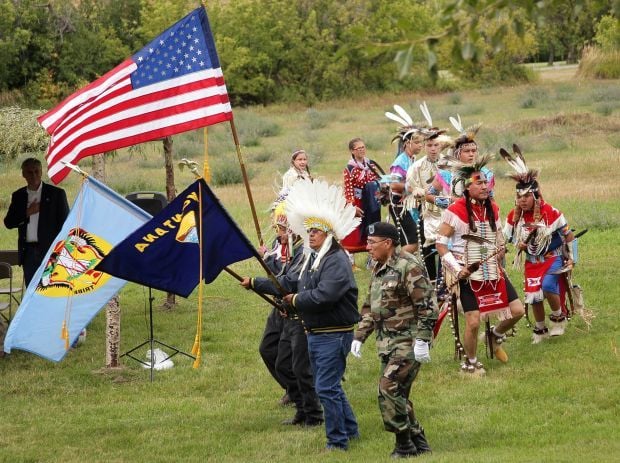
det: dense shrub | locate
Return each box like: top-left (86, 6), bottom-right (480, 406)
top-left (235, 111), bottom-right (282, 147)
top-left (252, 151), bottom-right (273, 163)
top-left (446, 93), bottom-right (462, 105)
top-left (519, 87), bottom-right (550, 109)
top-left (306, 109), bottom-right (337, 130)
top-left (594, 15), bottom-right (620, 52)
top-left (0, 107), bottom-right (48, 162)
top-left (210, 160), bottom-right (255, 186)
top-left (207, 0), bottom-right (439, 105)
top-left (442, 9), bottom-right (538, 86)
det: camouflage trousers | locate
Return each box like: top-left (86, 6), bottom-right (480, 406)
top-left (378, 355), bottom-right (422, 434)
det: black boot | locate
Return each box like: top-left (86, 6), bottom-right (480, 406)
top-left (411, 428), bottom-right (431, 455)
top-left (281, 410), bottom-right (305, 426)
top-left (390, 431), bottom-right (418, 458)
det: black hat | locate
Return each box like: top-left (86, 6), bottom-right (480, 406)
top-left (368, 222), bottom-right (400, 245)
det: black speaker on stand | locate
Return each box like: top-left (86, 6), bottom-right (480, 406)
top-left (121, 192), bottom-right (196, 381)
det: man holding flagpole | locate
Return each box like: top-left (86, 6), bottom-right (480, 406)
top-left (241, 202), bottom-right (324, 429)
top-left (273, 179), bottom-right (361, 451)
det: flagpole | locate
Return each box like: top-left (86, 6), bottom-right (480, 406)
top-left (228, 118), bottom-right (264, 246)
top-left (224, 267), bottom-right (284, 308)
top-left (208, 125), bottom-right (289, 294)
top-left (203, 127), bottom-right (211, 182)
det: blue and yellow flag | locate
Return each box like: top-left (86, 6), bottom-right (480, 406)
top-left (4, 177), bottom-right (152, 362)
top-left (96, 179), bottom-right (260, 297)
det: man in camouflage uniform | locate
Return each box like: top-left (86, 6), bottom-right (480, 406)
top-left (350, 222), bottom-right (437, 458)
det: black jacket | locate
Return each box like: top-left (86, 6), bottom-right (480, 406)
top-left (4, 182), bottom-right (69, 265)
top-left (253, 240), bottom-right (359, 332)
top-left (252, 241), bottom-right (305, 298)
top-left (281, 240), bottom-right (359, 333)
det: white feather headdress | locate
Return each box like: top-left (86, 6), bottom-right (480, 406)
top-left (449, 113), bottom-right (481, 149)
top-left (385, 104), bottom-right (423, 142)
top-left (285, 179), bottom-right (360, 274)
top-left (419, 101), bottom-right (448, 140)
top-left (285, 179), bottom-right (360, 241)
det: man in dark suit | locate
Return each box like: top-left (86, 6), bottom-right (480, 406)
top-left (4, 158), bottom-right (69, 286)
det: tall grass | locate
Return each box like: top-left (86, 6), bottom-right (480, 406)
top-left (578, 46), bottom-right (620, 79)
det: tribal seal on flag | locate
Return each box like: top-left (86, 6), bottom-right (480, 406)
top-left (36, 228), bottom-right (112, 297)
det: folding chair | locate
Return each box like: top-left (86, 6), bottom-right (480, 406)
top-left (125, 191), bottom-right (168, 217)
top-left (0, 250), bottom-right (22, 323)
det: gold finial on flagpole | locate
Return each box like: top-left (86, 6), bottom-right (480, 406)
top-left (61, 161), bottom-right (89, 177)
top-left (178, 158), bottom-right (201, 178)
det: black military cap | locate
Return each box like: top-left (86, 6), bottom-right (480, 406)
top-left (368, 222), bottom-right (400, 245)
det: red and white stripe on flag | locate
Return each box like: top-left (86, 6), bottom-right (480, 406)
top-left (38, 6), bottom-right (232, 184)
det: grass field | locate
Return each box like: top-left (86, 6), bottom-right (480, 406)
top-left (0, 75), bottom-right (619, 462)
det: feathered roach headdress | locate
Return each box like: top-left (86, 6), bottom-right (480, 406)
top-left (385, 104), bottom-right (425, 143)
top-left (419, 101), bottom-right (448, 141)
top-left (449, 152), bottom-right (494, 197)
top-left (499, 144), bottom-right (540, 198)
top-left (450, 153), bottom-right (497, 232)
top-left (449, 114), bottom-right (481, 157)
top-left (501, 144), bottom-right (549, 264)
top-left (271, 199), bottom-right (288, 228)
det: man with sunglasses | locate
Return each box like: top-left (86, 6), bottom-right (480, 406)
top-left (350, 222), bottom-right (437, 458)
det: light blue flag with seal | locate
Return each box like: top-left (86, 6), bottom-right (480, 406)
top-left (4, 177), bottom-right (151, 362)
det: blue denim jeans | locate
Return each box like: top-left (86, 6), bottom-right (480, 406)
top-left (307, 332), bottom-right (359, 449)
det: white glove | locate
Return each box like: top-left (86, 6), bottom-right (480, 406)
top-left (414, 339), bottom-right (431, 363)
top-left (350, 340), bottom-right (363, 358)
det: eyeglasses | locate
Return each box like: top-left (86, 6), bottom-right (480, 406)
top-left (367, 238), bottom-right (387, 246)
top-left (352, 146), bottom-right (366, 151)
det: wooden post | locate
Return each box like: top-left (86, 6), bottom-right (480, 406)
top-left (163, 136), bottom-right (177, 310)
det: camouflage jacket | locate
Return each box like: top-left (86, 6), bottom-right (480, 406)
top-left (355, 250), bottom-right (438, 357)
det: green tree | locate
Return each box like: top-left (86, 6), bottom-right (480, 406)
top-left (137, 0), bottom-right (195, 42)
top-left (209, 0), bottom-right (439, 105)
top-left (534, 0), bottom-right (613, 64)
top-left (397, 0), bottom-right (619, 75)
top-left (57, 19), bottom-right (130, 85)
top-left (0, 0), bottom-right (54, 90)
top-left (445, 8), bottom-right (537, 84)
top-left (594, 14), bottom-right (620, 51)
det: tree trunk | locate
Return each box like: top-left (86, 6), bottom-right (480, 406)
top-left (104, 296), bottom-right (121, 368)
top-left (547, 45), bottom-right (555, 66)
top-left (91, 153), bottom-right (105, 180)
top-left (162, 137), bottom-right (177, 310)
top-left (92, 153), bottom-right (122, 368)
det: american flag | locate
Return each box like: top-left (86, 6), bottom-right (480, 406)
top-left (38, 7), bottom-right (232, 184)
